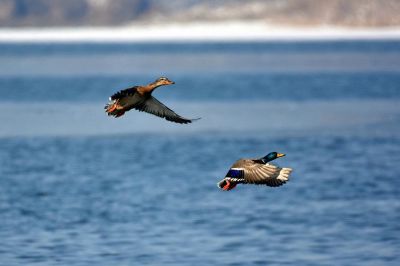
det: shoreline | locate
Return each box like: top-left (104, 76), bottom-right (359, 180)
top-left (1, 22), bottom-right (400, 43)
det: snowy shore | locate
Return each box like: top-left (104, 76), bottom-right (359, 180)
top-left (1, 21), bottom-right (400, 42)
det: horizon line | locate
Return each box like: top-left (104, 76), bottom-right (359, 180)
top-left (1, 22), bottom-right (400, 43)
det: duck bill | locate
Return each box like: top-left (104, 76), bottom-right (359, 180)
top-left (277, 153), bottom-right (285, 158)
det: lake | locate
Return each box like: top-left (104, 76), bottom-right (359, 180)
top-left (0, 41), bottom-right (399, 265)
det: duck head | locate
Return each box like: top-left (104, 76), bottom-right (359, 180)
top-left (153, 77), bottom-right (175, 87)
top-left (263, 152), bottom-right (285, 163)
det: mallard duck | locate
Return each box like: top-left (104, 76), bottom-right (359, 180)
top-left (105, 77), bottom-right (199, 124)
top-left (218, 152), bottom-right (293, 191)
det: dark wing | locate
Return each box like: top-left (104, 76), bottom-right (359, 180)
top-left (133, 96), bottom-right (198, 124)
top-left (230, 159), bottom-right (291, 187)
top-left (110, 86), bottom-right (138, 100)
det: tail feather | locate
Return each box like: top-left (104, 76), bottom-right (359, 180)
top-left (105, 100), bottom-right (125, 118)
top-left (217, 179), bottom-right (238, 191)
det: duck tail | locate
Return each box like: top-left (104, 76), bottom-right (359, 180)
top-left (105, 100), bottom-right (125, 118)
top-left (217, 178), bottom-right (239, 191)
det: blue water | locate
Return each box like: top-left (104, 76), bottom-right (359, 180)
top-left (0, 41), bottom-right (399, 266)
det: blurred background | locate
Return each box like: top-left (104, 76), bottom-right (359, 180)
top-left (0, 1), bottom-right (399, 265)
top-left (1, 0), bottom-right (400, 27)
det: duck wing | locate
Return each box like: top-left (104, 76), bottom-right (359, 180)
top-left (110, 86), bottom-right (139, 100)
top-left (227, 159), bottom-right (292, 187)
top-left (133, 96), bottom-right (198, 124)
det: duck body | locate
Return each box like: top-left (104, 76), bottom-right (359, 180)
top-left (105, 77), bottom-right (198, 124)
top-left (218, 152), bottom-right (292, 191)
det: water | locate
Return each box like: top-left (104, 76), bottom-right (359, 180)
top-left (0, 41), bottom-right (399, 265)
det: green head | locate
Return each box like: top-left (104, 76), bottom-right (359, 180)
top-left (263, 152), bottom-right (285, 163)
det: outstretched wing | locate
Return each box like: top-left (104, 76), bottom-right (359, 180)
top-left (133, 96), bottom-right (198, 124)
top-left (228, 160), bottom-right (292, 187)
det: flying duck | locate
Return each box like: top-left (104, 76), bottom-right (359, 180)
top-left (218, 152), bottom-right (293, 191)
top-left (105, 77), bottom-right (199, 124)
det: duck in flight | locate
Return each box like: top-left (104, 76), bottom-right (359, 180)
top-left (105, 77), bottom-right (199, 124)
top-left (218, 152), bottom-right (293, 191)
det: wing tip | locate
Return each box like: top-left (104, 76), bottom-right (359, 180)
top-left (277, 167), bottom-right (293, 181)
top-left (186, 117), bottom-right (201, 124)
top-left (167, 117), bottom-right (201, 124)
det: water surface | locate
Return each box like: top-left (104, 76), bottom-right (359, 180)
top-left (0, 41), bottom-right (399, 266)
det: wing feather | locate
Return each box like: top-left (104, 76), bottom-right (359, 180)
top-left (110, 86), bottom-right (138, 100)
top-left (264, 179), bottom-right (286, 187)
top-left (133, 96), bottom-right (197, 124)
top-left (243, 162), bottom-right (291, 187)
top-left (253, 167), bottom-right (266, 182)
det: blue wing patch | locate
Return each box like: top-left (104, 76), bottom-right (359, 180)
top-left (226, 168), bottom-right (244, 178)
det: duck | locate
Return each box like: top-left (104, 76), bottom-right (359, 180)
top-left (218, 152), bottom-right (293, 191)
top-left (105, 77), bottom-right (199, 124)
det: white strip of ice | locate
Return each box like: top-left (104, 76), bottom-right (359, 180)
top-left (1, 22), bottom-right (400, 43)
